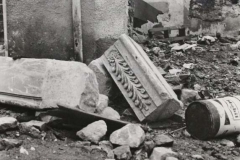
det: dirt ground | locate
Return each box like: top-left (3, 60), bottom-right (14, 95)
top-left (0, 108), bottom-right (239, 160)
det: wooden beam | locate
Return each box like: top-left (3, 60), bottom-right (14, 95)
top-left (149, 25), bottom-right (186, 33)
top-left (72, 0), bottom-right (83, 62)
top-left (159, 36), bottom-right (190, 42)
top-left (3, 0), bottom-right (8, 57)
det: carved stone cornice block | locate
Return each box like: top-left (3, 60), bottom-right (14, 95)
top-left (102, 34), bottom-right (181, 122)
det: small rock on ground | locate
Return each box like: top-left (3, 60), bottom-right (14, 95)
top-left (220, 139), bottom-right (235, 147)
top-left (181, 89), bottom-right (200, 105)
top-left (153, 135), bottom-right (174, 147)
top-left (110, 124), bottom-right (145, 148)
top-left (20, 120), bottom-right (47, 131)
top-left (183, 130), bottom-right (191, 137)
top-left (90, 145), bottom-right (108, 159)
top-left (113, 145), bottom-right (132, 160)
top-left (0, 117), bottom-right (18, 132)
top-left (20, 146), bottom-right (29, 155)
top-left (150, 147), bottom-right (178, 160)
top-left (76, 120), bottom-right (107, 144)
top-left (95, 94), bottom-right (109, 113)
top-left (144, 140), bottom-right (156, 154)
top-left (192, 154), bottom-right (204, 160)
top-left (212, 153), bottom-right (227, 160)
top-left (166, 157), bottom-right (179, 160)
top-left (100, 107), bottom-right (120, 120)
top-left (236, 134), bottom-right (240, 146)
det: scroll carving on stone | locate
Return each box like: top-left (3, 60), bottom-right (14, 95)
top-left (102, 34), bottom-right (181, 122)
top-left (107, 49), bottom-right (151, 112)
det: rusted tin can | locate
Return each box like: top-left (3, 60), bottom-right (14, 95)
top-left (186, 96), bottom-right (240, 140)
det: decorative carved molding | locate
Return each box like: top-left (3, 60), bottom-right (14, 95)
top-left (102, 34), bottom-right (181, 122)
top-left (107, 49), bottom-right (151, 112)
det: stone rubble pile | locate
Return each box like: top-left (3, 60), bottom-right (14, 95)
top-left (0, 115), bottom-right (183, 160)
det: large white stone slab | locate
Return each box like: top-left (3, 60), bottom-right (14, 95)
top-left (0, 57), bottom-right (99, 111)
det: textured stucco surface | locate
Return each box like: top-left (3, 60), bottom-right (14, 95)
top-left (7, 0), bottom-right (74, 60)
top-left (82, 0), bottom-right (128, 64)
top-left (7, 0), bottom-right (128, 63)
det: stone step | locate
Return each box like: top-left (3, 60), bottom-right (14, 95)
top-left (102, 34), bottom-right (181, 122)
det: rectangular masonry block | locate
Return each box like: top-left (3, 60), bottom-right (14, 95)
top-left (102, 34), bottom-right (181, 122)
top-left (0, 57), bottom-right (99, 111)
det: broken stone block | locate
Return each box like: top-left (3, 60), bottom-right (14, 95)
top-left (88, 57), bottom-right (113, 97)
top-left (150, 147), bottom-right (178, 160)
top-left (0, 117), bottom-right (18, 132)
top-left (102, 34), bottom-right (181, 122)
top-left (95, 94), bottom-right (109, 113)
top-left (113, 145), bottom-right (132, 160)
top-left (76, 120), bottom-right (107, 144)
top-left (100, 107), bottom-right (121, 120)
top-left (0, 57), bottom-right (99, 112)
top-left (110, 124), bottom-right (145, 148)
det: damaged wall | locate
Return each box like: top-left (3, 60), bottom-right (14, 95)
top-left (145, 0), bottom-right (185, 27)
top-left (6, 0), bottom-right (128, 63)
top-left (136, 0), bottom-right (185, 34)
top-left (135, 0), bottom-right (240, 36)
top-left (185, 0), bottom-right (240, 35)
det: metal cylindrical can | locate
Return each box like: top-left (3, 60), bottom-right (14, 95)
top-left (186, 96), bottom-right (240, 140)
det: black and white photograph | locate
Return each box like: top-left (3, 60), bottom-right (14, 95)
top-left (0, 0), bottom-right (240, 159)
